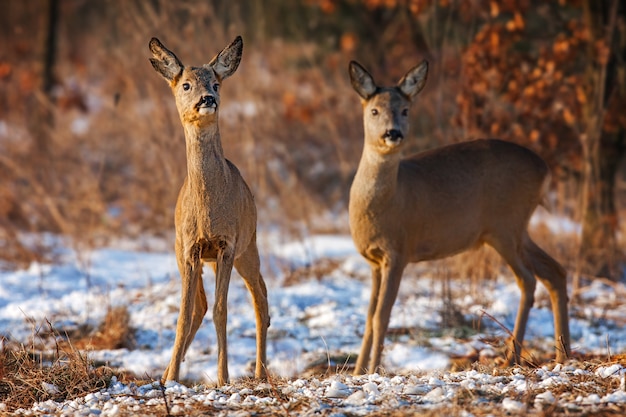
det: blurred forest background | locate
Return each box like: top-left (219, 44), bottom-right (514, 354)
top-left (0, 0), bottom-right (625, 284)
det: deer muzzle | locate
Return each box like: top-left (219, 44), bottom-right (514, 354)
top-left (383, 129), bottom-right (404, 144)
top-left (197, 95), bottom-right (217, 114)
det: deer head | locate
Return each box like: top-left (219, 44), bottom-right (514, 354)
top-left (149, 36), bottom-right (243, 127)
top-left (349, 60), bottom-right (428, 155)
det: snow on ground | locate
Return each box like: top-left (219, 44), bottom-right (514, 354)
top-left (13, 364), bottom-right (626, 416)
top-left (2, 213), bottom-right (626, 414)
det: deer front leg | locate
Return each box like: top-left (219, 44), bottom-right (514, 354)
top-left (180, 273), bottom-right (209, 357)
top-left (214, 245), bottom-right (235, 386)
top-left (354, 265), bottom-right (382, 375)
top-left (369, 260), bottom-right (406, 374)
top-left (163, 247), bottom-right (202, 382)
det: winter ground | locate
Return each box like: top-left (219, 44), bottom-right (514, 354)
top-left (2, 212), bottom-right (626, 415)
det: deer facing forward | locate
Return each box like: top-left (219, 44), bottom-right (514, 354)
top-left (348, 60), bottom-right (570, 375)
top-left (149, 36), bottom-right (269, 385)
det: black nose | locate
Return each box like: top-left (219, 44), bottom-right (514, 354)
top-left (384, 129), bottom-right (403, 142)
top-left (200, 95), bottom-right (216, 106)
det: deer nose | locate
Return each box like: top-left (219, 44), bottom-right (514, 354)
top-left (384, 129), bottom-right (404, 142)
top-left (200, 95), bottom-right (216, 107)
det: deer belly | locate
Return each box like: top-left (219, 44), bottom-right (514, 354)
top-left (409, 229), bottom-right (482, 262)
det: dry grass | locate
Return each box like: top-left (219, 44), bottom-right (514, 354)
top-left (0, 306), bottom-right (135, 412)
top-left (73, 306), bottom-right (134, 351)
top-left (0, 304), bottom-right (624, 414)
top-left (1, 2), bottom-right (367, 252)
top-left (5, 0), bottom-right (572, 265)
top-left (0, 343), bottom-right (112, 413)
top-left (2, 350), bottom-right (626, 416)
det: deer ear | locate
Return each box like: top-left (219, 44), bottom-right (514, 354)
top-left (349, 61), bottom-right (377, 100)
top-left (208, 36), bottom-right (243, 81)
top-left (397, 60), bottom-right (428, 99)
top-left (149, 37), bottom-right (184, 82)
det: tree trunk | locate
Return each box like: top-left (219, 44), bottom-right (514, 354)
top-left (579, 134), bottom-right (624, 279)
top-left (576, 0), bottom-right (625, 283)
top-left (27, 0), bottom-right (58, 156)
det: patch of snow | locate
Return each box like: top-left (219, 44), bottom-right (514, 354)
top-left (502, 397), bottom-right (526, 413)
top-left (3, 221), bottom-right (626, 414)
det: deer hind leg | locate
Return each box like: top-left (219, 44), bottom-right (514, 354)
top-left (234, 236), bottom-right (270, 380)
top-left (369, 259), bottom-right (406, 374)
top-left (163, 246), bottom-right (204, 382)
top-left (522, 235), bottom-right (570, 362)
top-left (214, 245), bottom-right (235, 386)
top-left (354, 264), bottom-right (382, 375)
top-left (491, 237), bottom-right (537, 365)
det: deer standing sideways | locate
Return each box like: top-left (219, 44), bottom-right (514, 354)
top-left (149, 36), bottom-right (269, 385)
top-left (348, 60), bottom-right (571, 375)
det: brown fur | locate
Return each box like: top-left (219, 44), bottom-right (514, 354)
top-left (348, 60), bottom-right (570, 375)
top-left (149, 36), bottom-right (269, 385)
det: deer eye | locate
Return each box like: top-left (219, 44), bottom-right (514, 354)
top-left (182, 82), bottom-right (191, 91)
top-left (213, 83), bottom-right (219, 92)
top-left (401, 108), bottom-right (408, 116)
top-left (371, 108), bottom-right (379, 116)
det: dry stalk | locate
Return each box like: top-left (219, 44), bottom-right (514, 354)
top-left (479, 309), bottom-right (540, 368)
top-left (0, 342), bottom-right (112, 412)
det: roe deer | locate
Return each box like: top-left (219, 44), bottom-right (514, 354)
top-left (348, 60), bottom-right (570, 374)
top-left (149, 36), bottom-right (269, 385)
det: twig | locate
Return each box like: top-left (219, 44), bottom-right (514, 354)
top-left (479, 309), bottom-right (538, 367)
top-left (557, 335), bottom-right (570, 362)
top-left (320, 336), bottom-right (331, 375)
top-left (265, 370), bottom-right (292, 417)
top-left (158, 380), bottom-right (172, 417)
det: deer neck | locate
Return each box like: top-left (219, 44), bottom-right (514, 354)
top-left (351, 145), bottom-right (401, 210)
top-left (183, 123), bottom-right (231, 191)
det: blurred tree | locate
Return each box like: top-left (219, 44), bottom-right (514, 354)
top-left (1, 0), bottom-right (625, 275)
top-left (28, 0), bottom-right (58, 157)
top-left (451, 0), bottom-right (625, 280)
top-left (576, 0), bottom-right (626, 282)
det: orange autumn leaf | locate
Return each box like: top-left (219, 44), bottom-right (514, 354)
top-left (19, 71), bottom-right (37, 93)
top-left (506, 20), bottom-right (517, 32)
top-left (513, 12), bottom-right (525, 30)
top-left (506, 12), bottom-right (525, 32)
top-left (575, 86), bottom-right (586, 104)
top-left (490, 0), bottom-right (499, 17)
top-left (553, 39), bottom-right (570, 55)
top-left (489, 31), bottom-right (500, 50)
top-left (530, 130), bottom-right (540, 142)
top-left (282, 91), bottom-right (296, 107)
top-left (522, 85), bottom-right (536, 98)
top-left (595, 39), bottom-right (610, 66)
top-left (318, 0), bottom-right (336, 14)
top-left (0, 62), bottom-right (11, 79)
top-left (340, 32), bottom-right (357, 53)
top-left (563, 108), bottom-right (575, 125)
